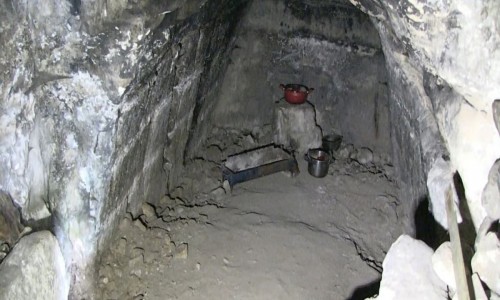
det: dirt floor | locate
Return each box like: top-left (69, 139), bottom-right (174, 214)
top-left (96, 158), bottom-right (404, 300)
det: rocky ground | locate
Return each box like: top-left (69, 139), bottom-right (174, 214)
top-left (96, 151), bottom-right (404, 300)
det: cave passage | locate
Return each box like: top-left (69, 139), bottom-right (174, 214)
top-left (4, 0), bottom-right (498, 299)
top-left (96, 1), bottom-right (403, 299)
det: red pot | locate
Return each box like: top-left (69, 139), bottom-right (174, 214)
top-left (279, 84), bottom-right (314, 104)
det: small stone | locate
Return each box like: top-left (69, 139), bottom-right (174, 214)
top-left (102, 277), bottom-right (109, 284)
top-left (133, 219), bottom-right (147, 232)
top-left (130, 268), bottom-right (142, 278)
top-left (195, 262), bottom-right (201, 271)
top-left (222, 180), bottom-right (231, 193)
top-left (141, 202), bottom-right (157, 220)
top-left (349, 149), bottom-right (358, 160)
top-left (0, 243), bottom-right (9, 253)
top-left (211, 187), bottom-right (226, 201)
top-left (355, 147), bottom-right (373, 165)
top-left (174, 243), bottom-right (188, 259)
top-left (338, 144), bottom-right (354, 159)
top-left (223, 257), bottom-right (229, 264)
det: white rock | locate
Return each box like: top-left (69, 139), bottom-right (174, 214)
top-left (426, 158), bottom-right (462, 230)
top-left (432, 242), bottom-right (456, 293)
top-left (374, 235), bottom-right (447, 300)
top-left (0, 231), bottom-right (68, 300)
top-left (482, 160), bottom-right (500, 220)
top-left (356, 147), bottom-right (374, 165)
top-left (471, 232), bottom-right (500, 295)
top-left (222, 180), bottom-right (231, 193)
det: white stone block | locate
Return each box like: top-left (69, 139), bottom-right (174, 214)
top-left (432, 242), bottom-right (456, 293)
top-left (374, 235), bottom-right (448, 300)
top-left (472, 232), bottom-right (500, 295)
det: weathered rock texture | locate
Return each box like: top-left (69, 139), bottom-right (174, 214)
top-left (372, 235), bottom-right (448, 300)
top-left (351, 0), bottom-right (500, 296)
top-left (351, 0), bottom-right (500, 232)
top-left (0, 0), bottom-right (247, 297)
top-left (0, 231), bottom-right (67, 300)
top-left (1, 0), bottom-right (499, 297)
top-left (188, 0), bottom-right (391, 160)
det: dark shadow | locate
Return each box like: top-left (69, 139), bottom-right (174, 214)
top-left (346, 278), bottom-right (380, 300)
top-left (453, 172), bottom-right (477, 265)
top-left (348, 172), bottom-right (482, 299)
top-left (488, 220), bottom-right (499, 239)
top-left (453, 172), bottom-right (477, 300)
top-left (414, 196), bottom-right (449, 250)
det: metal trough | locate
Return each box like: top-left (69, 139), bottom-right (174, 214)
top-left (222, 144), bottom-right (299, 188)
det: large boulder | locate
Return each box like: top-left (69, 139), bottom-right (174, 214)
top-left (372, 235), bottom-right (448, 300)
top-left (0, 231), bottom-right (68, 300)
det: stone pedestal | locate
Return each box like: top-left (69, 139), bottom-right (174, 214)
top-left (273, 100), bottom-right (322, 155)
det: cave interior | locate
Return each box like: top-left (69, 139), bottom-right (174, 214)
top-left (0, 0), bottom-right (499, 299)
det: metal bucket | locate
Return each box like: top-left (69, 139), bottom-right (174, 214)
top-left (305, 149), bottom-right (330, 178)
top-left (322, 134), bottom-right (343, 154)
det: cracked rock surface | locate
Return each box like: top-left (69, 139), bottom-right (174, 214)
top-left (97, 158), bottom-right (402, 299)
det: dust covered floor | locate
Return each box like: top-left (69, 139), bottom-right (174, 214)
top-left (97, 159), bottom-right (404, 300)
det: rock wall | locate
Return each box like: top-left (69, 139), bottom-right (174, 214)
top-left (0, 0), bottom-right (247, 297)
top-left (351, 0), bottom-right (500, 232)
top-left (0, 1), bottom-right (142, 296)
top-left (106, 0), bottom-right (248, 240)
top-left (2, 0), bottom-right (499, 297)
top-left (187, 0), bottom-right (392, 160)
